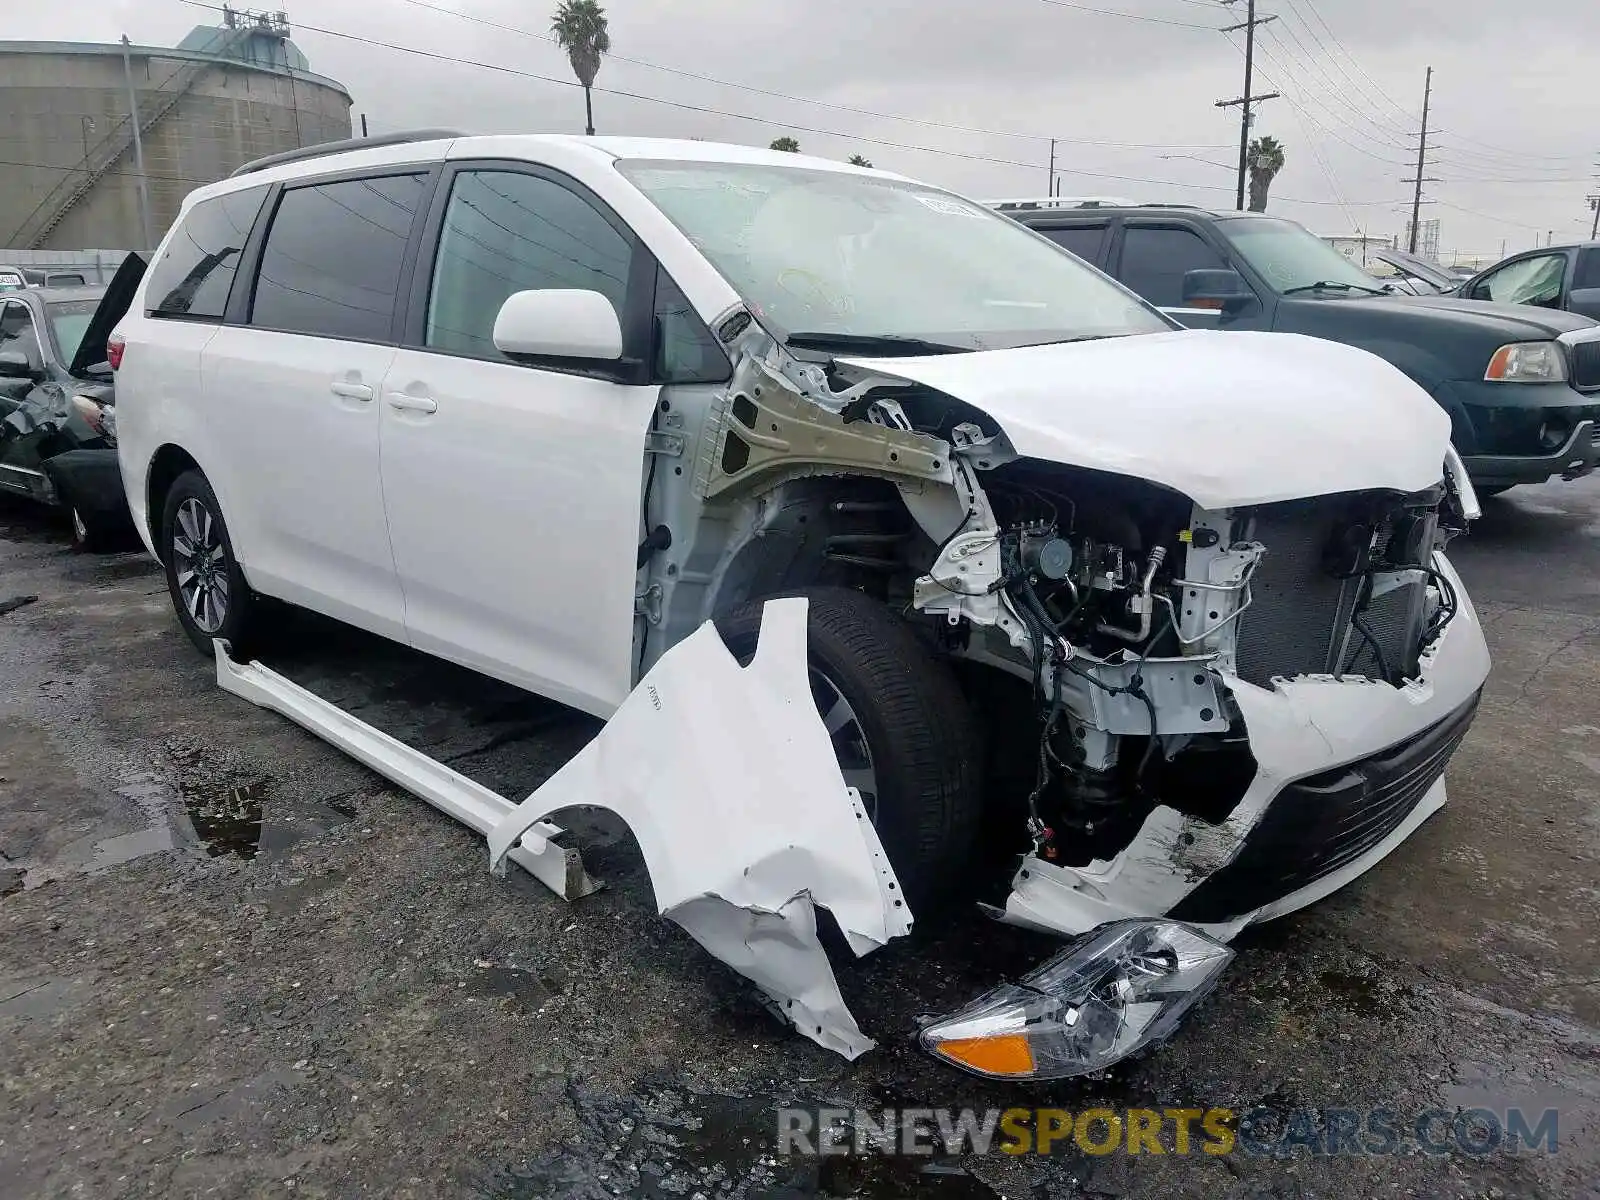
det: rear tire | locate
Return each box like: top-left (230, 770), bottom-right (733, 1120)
top-left (160, 469), bottom-right (261, 658)
top-left (715, 586), bottom-right (983, 913)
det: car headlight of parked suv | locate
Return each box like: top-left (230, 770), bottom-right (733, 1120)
top-left (1484, 341), bottom-right (1567, 383)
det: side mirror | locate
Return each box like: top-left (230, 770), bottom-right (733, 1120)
top-left (493, 289), bottom-right (623, 363)
top-left (1181, 268), bottom-right (1255, 313)
top-left (0, 350), bottom-right (38, 380)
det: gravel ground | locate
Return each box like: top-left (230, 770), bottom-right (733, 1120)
top-left (1, 478), bottom-right (1597, 1199)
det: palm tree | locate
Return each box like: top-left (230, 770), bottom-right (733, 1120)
top-left (847, 154), bottom-right (873, 168)
top-left (1247, 135), bottom-right (1285, 212)
top-left (769, 136), bottom-right (800, 153)
top-left (551, 0), bottom-right (611, 136)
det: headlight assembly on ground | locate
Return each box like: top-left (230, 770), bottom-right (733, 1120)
top-left (919, 919), bottom-right (1234, 1080)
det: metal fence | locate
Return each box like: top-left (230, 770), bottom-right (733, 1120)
top-left (0, 248), bottom-right (133, 284)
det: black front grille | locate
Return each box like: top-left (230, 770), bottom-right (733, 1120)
top-left (1170, 691), bottom-right (1480, 922)
top-left (1572, 339), bottom-right (1600, 392)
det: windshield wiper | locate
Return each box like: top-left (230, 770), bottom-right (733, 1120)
top-left (784, 331), bottom-right (970, 356)
top-left (1281, 280), bottom-right (1389, 296)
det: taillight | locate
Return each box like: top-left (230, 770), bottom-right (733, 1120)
top-left (107, 334), bottom-right (125, 371)
top-left (71, 395), bottom-right (107, 434)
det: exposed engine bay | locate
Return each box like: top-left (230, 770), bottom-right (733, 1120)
top-left (913, 453), bottom-right (1472, 868)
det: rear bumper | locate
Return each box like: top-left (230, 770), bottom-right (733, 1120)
top-left (41, 449), bottom-right (132, 522)
top-left (1462, 418), bottom-right (1599, 486)
top-left (1000, 551), bottom-right (1491, 940)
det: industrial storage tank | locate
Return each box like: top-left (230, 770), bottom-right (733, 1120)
top-left (0, 9), bottom-right (352, 252)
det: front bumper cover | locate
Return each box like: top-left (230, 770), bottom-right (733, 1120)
top-left (1462, 417), bottom-right (1598, 486)
top-left (999, 552), bottom-right (1491, 941)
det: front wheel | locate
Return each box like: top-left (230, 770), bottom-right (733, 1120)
top-left (160, 469), bottom-right (261, 658)
top-left (715, 587), bottom-right (983, 913)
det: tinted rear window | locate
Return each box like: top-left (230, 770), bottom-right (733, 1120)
top-left (1575, 248), bottom-right (1600, 291)
top-left (146, 186), bottom-right (268, 319)
top-left (251, 174), bottom-right (427, 342)
top-left (1040, 225), bottom-right (1108, 264)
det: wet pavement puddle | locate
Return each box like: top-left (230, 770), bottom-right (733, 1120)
top-left (483, 1084), bottom-right (1001, 1199)
top-left (6, 776), bottom-right (362, 892)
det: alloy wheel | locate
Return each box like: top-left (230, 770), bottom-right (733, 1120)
top-left (172, 497), bottom-right (229, 634)
top-left (809, 667), bottom-right (880, 821)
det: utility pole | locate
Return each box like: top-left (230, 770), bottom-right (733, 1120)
top-left (1589, 155), bottom-right (1598, 239)
top-left (1407, 66), bottom-right (1433, 254)
top-left (1215, 0), bottom-right (1279, 210)
top-left (1047, 138), bottom-right (1056, 198)
top-left (121, 35), bottom-right (154, 253)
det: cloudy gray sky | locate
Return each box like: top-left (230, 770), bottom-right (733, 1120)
top-left (13, 0), bottom-right (1599, 261)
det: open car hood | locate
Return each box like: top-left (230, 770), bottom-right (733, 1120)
top-left (841, 329), bottom-right (1450, 509)
top-left (69, 252), bottom-right (146, 378)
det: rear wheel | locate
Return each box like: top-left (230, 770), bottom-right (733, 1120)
top-left (160, 470), bottom-right (261, 657)
top-left (715, 586), bottom-right (983, 913)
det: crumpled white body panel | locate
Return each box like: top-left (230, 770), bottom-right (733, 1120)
top-left (486, 598), bottom-right (911, 1059)
top-left (840, 329), bottom-right (1452, 509)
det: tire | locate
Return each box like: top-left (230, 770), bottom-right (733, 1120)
top-left (160, 469), bottom-right (261, 658)
top-left (714, 586), bottom-right (983, 913)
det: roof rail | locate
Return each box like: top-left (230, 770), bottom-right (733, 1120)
top-left (229, 129), bottom-right (466, 178)
top-left (987, 195), bottom-right (1140, 211)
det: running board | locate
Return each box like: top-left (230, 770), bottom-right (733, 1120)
top-left (212, 639), bottom-right (600, 901)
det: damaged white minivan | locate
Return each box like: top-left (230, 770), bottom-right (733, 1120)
top-left (112, 133), bottom-right (1490, 1078)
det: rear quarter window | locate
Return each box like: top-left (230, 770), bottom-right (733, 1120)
top-left (145, 186), bottom-right (269, 320)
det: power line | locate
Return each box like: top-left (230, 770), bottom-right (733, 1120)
top-left (1279, 0), bottom-right (1418, 131)
top-left (1260, 17), bottom-right (1412, 145)
top-left (1028, 0), bottom-right (1217, 29)
top-left (394, 0), bottom-right (1231, 153)
top-left (179, 0), bottom-right (1373, 207)
top-left (1431, 198), bottom-right (1542, 233)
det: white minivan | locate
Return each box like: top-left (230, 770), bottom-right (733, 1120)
top-left (111, 132), bottom-right (1488, 964)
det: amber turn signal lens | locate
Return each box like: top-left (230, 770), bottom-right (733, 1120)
top-left (930, 1033), bottom-right (1037, 1077)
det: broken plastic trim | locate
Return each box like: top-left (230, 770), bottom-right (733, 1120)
top-left (486, 598), bottom-right (912, 1059)
top-left (211, 598), bottom-right (912, 1061)
top-left (211, 639), bottom-right (599, 900)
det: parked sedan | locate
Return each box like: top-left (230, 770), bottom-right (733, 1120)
top-left (1459, 241), bottom-right (1600, 320)
top-left (0, 256), bottom-right (142, 549)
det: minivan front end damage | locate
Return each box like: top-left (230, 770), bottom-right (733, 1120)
top-left (214, 311), bottom-right (1492, 1080)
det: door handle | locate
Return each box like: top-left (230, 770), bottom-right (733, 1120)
top-left (386, 393), bottom-right (438, 415)
top-left (330, 381), bottom-right (374, 401)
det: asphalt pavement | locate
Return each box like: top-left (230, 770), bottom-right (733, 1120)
top-left (1, 477), bottom-right (1597, 1199)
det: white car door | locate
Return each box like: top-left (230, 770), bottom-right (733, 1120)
top-left (200, 170), bottom-right (433, 641)
top-left (377, 164), bottom-right (660, 717)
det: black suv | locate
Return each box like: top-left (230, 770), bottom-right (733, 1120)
top-left (1003, 202), bottom-right (1600, 494)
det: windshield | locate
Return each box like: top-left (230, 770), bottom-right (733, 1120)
top-left (1219, 216), bottom-right (1385, 294)
top-left (617, 160), bottom-right (1169, 350)
top-left (47, 299), bottom-right (100, 364)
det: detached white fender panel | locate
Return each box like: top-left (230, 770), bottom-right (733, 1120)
top-left (214, 599), bottom-right (910, 1060)
top-left (487, 598), bottom-right (912, 1059)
